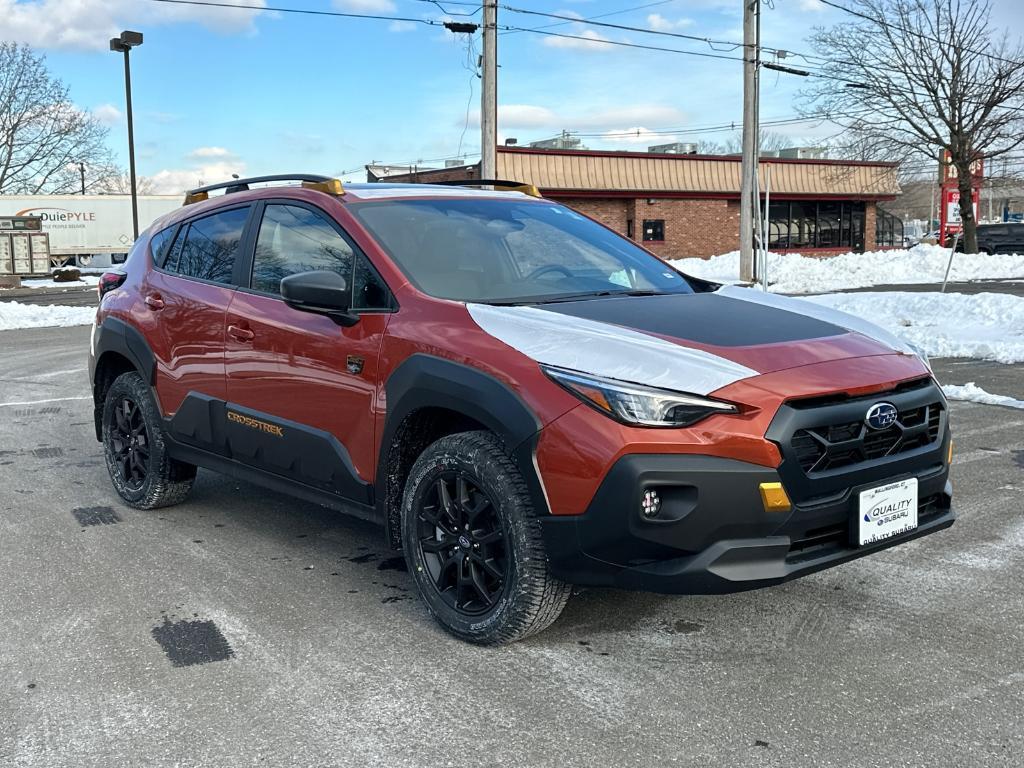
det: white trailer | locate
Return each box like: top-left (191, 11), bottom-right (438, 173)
top-left (0, 194), bottom-right (180, 269)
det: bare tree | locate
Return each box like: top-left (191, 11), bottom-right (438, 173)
top-left (94, 167), bottom-right (156, 195)
top-left (802, 0), bottom-right (1024, 252)
top-left (0, 42), bottom-right (116, 195)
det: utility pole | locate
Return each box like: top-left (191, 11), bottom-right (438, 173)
top-left (481, 0), bottom-right (497, 181)
top-left (79, 162), bottom-right (86, 195)
top-left (739, 0), bottom-right (759, 282)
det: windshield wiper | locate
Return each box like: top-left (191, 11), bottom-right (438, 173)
top-left (532, 289), bottom-right (668, 304)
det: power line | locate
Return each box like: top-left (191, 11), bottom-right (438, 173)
top-left (500, 0), bottom-right (681, 37)
top-left (142, 0), bottom-right (446, 26)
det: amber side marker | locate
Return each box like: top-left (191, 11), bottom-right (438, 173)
top-left (948, 439), bottom-right (954, 465)
top-left (759, 482), bottom-right (792, 513)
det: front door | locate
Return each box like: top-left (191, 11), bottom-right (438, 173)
top-left (224, 201), bottom-right (393, 506)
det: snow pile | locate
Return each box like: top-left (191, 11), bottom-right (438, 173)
top-left (802, 291), bottom-right (1024, 364)
top-left (671, 244), bottom-right (1024, 294)
top-left (941, 382), bottom-right (1024, 410)
top-left (21, 275), bottom-right (100, 289)
top-left (0, 301), bottom-right (95, 331)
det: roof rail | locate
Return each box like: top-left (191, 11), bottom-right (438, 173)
top-left (183, 174), bottom-right (344, 205)
top-left (431, 179), bottom-right (542, 198)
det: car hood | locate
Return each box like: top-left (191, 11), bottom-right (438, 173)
top-left (467, 285), bottom-right (924, 396)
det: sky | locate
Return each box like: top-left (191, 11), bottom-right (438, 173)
top-left (3, 0), bottom-right (1022, 193)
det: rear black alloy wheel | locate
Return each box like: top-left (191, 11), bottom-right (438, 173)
top-left (102, 371), bottom-right (196, 509)
top-left (109, 396), bottom-right (151, 492)
top-left (401, 431), bottom-right (571, 644)
top-left (416, 472), bottom-right (509, 615)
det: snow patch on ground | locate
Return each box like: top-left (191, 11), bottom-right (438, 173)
top-left (802, 291), bottom-right (1024, 364)
top-left (0, 301), bottom-right (96, 331)
top-left (20, 275), bottom-right (100, 289)
top-left (670, 244), bottom-right (1024, 294)
top-left (941, 382), bottom-right (1024, 410)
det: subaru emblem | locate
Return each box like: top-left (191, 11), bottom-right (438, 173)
top-left (865, 402), bottom-right (898, 430)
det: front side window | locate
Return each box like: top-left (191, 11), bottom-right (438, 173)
top-left (252, 203), bottom-right (390, 309)
top-left (167, 207), bottom-right (249, 284)
top-left (351, 199), bottom-right (695, 304)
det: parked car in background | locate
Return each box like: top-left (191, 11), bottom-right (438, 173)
top-left (89, 174), bottom-right (955, 644)
top-left (956, 223), bottom-right (1024, 254)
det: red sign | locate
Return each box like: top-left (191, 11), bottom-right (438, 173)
top-left (939, 150), bottom-right (984, 185)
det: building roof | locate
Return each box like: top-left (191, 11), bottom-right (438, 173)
top-left (384, 147), bottom-right (901, 200)
top-left (495, 147), bottom-right (901, 199)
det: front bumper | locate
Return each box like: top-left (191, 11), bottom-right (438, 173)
top-left (540, 452), bottom-right (954, 595)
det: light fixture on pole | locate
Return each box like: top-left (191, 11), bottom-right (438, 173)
top-left (110, 30), bottom-right (143, 240)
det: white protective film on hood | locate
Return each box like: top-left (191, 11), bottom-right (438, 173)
top-left (466, 303), bottom-right (758, 395)
top-left (717, 285), bottom-right (918, 356)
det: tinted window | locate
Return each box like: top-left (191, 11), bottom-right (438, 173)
top-left (252, 204), bottom-right (353, 295)
top-left (148, 226), bottom-right (176, 266)
top-left (351, 199), bottom-right (694, 304)
top-left (169, 207), bottom-right (249, 284)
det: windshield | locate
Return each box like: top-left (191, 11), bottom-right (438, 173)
top-left (350, 198), bottom-right (695, 304)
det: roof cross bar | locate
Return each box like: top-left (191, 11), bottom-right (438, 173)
top-left (183, 174), bottom-right (344, 205)
top-left (430, 179), bottom-right (543, 198)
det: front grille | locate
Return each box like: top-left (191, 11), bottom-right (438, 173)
top-left (791, 401), bottom-right (944, 475)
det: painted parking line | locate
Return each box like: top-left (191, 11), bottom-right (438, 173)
top-left (0, 396), bottom-right (92, 408)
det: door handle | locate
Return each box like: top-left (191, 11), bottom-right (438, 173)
top-left (227, 324), bottom-right (255, 342)
top-left (144, 294), bottom-right (164, 310)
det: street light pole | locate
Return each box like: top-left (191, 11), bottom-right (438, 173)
top-left (79, 162), bottom-right (85, 195)
top-left (110, 31), bottom-right (143, 240)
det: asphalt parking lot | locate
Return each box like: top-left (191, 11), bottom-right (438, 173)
top-left (1, 325), bottom-right (1022, 767)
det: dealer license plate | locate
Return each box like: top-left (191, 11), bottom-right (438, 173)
top-left (857, 478), bottom-right (918, 546)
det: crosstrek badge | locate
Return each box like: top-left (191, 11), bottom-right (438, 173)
top-left (227, 410), bottom-right (284, 437)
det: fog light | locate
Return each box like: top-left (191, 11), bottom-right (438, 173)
top-left (759, 482), bottom-right (792, 513)
top-left (641, 489), bottom-right (661, 518)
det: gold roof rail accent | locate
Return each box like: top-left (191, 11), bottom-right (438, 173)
top-left (182, 174), bottom-right (345, 206)
top-left (432, 179), bottom-right (543, 198)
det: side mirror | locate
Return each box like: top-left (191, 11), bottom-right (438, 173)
top-left (280, 270), bottom-right (358, 327)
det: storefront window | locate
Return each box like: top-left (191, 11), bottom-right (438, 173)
top-left (875, 208), bottom-right (904, 247)
top-left (766, 201), bottom-right (867, 250)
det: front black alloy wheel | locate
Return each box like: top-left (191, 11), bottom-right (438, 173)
top-left (401, 431), bottom-right (571, 644)
top-left (416, 472), bottom-right (509, 615)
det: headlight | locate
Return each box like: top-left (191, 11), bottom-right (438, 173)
top-left (542, 365), bottom-right (738, 428)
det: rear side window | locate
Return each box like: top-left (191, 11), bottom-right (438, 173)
top-left (148, 226), bottom-right (176, 266)
top-left (251, 203), bottom-right (390, 309)
top-left (165, 207), bottom-right (249, 284)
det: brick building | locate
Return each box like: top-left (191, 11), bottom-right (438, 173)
top-left (378, 146), bottom-right (903, 259)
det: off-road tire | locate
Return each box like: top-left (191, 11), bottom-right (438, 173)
top-left (401, 430), bottom-right (571, 644)
top-left (102, 371), bottom-right (196, 509)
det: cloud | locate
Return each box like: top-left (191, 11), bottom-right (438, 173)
top-left (464, 103), bottom-right (688, 136)
top-left (542, 29), bottom-right (611, 51)
top-left (646, 14), bottom-right (695, 32)
top-left (92, 104), bottom-right (122, 126)
top-left (0, 0), bottom-right (267, 51)
top-left (332, 0), bottom-right (396, 11)
top-left (798, 0), bottom-right (824, 9)
top-left (187, 146), bottom-right (233, 159)
top-left (388, 20), bottom-right (416, 32)
top-left (150, 159), bottom-right (247, 195)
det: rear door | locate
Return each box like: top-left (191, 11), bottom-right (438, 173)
top-left (223, 200), bottom-right (394, 505)
top-left (142, 205), bottom-right (253, 418)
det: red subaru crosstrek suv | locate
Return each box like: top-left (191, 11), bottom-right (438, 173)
top-left (90, 174), bottom-right (954, 644)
